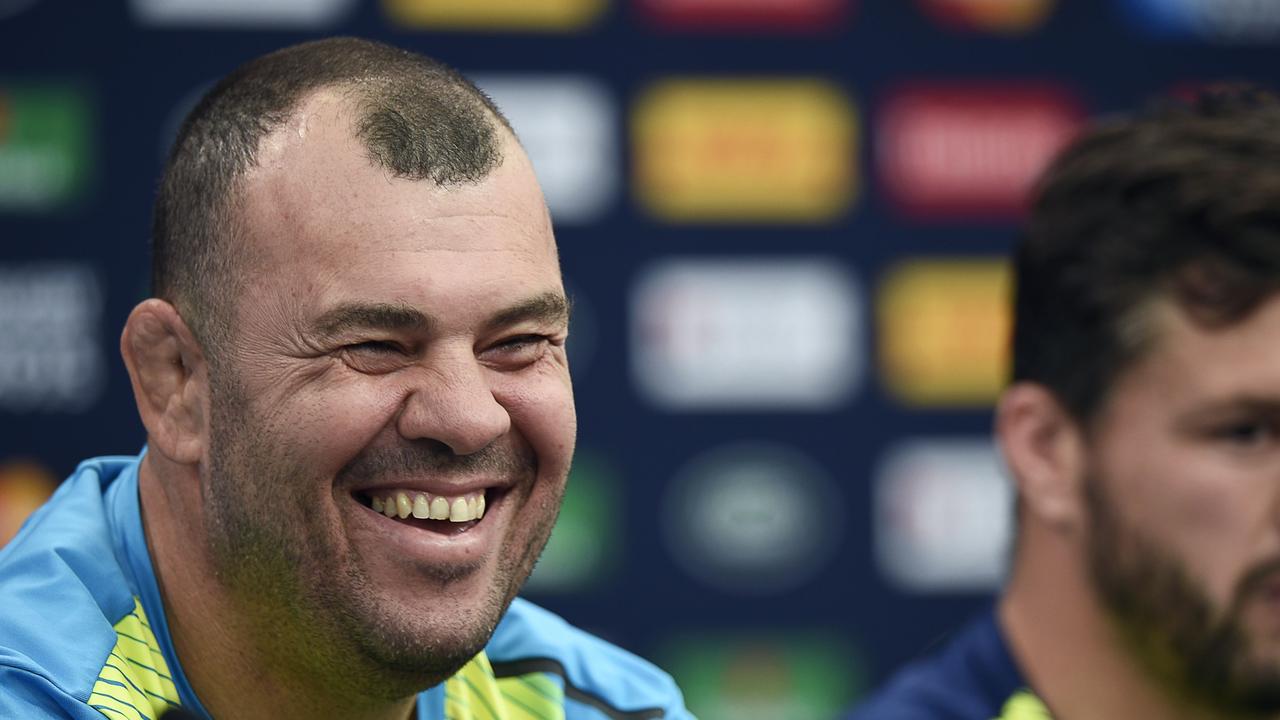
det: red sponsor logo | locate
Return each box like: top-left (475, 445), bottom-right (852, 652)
top-left (877, 84), bottom-right (1083, 220)
top-left (637, 0), bottom-right (852, 31)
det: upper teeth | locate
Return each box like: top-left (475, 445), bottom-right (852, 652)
top-left (370, 491), bottom-right (486, 522)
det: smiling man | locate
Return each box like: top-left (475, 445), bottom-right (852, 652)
top-left (0, 38), bottom-right (690, 720)
top-left (850, 88), bottom-right (1280, 719)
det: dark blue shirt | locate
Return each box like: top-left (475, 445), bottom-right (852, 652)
top-left (848, 609), bottom-right (1050, 719)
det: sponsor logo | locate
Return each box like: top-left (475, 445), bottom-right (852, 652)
top-left (877, 258), bottom-right (1009, 406)
top-left (660, 632), bottom-right (863, 720)
top-left (877, 83), bottom-right (1082, 219)
top-left (0, 264), bottom-right (105, 413)
top-left (874, 439), bottom-right (1013, 592)
top-left (633, 79), bottom-right (857, 222)
top-left (384, 0), bottom-right (605, 30)
top-left (523, 449), bottom-right (620, 592)
top-left (916, 0), bottom-right (1055, 33)
top-left (473, 75), bottom-right (616, 224)
top-left (662, 443), bottom-right (841, 594)
top-left (632, 258), bottom-right (861, 410)
top-left (637, 0), bottom-right (851, 31)
top-left (0, 460), bottom-right (56, 548)
top-left (1122, 0), bottom-right (1280, 42)
top-left (131, 0), bottom-right (355, 27)
top-left (0, 85), bottom-right (92, 212)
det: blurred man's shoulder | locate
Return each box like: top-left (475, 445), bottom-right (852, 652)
top-left (848, 609), bottom-right (1047, 720)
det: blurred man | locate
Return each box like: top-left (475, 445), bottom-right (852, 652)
top-left (0, 38), bottom-right (691, 720)
top-left (851, 88), bottom-right (1280, 719)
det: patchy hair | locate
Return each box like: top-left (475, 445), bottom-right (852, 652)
top-left (152, 37), bottom-right (511, 357)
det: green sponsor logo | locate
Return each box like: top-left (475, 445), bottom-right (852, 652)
top-left (661, 633), bottom-right (864, 720)
top-left (0, 85), bottom-right (92, 211)
top-left (524, 449), bottom-right (619, 592)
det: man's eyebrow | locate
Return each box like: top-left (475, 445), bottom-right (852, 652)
top-left (486, 292), bottom-right (571, 331)
top-left (1213, 397), bottom-right (1280, 414)
top-left (1179, 396), bottom-right (1280, 424)
top-left (312, 303), bottom-right (431, 337)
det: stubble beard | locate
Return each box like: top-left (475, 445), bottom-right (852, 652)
top-left (1085, 474), bottom-right (1280, 716)
top-left (201, 373), bottom-right (563, 700)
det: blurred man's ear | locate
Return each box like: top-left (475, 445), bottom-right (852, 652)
top-left (996, 382), bottom-right (1088, 534)
top-left (120, 299), bottom-right (208, 465)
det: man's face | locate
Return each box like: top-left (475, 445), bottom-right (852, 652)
top-left (1084, 294), bottom-right (1280, 713)
top-left (200, 92), bottom-right (575, 691)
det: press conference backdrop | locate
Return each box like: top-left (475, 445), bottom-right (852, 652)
top-left (3, 1), bottom-right (1279, 717)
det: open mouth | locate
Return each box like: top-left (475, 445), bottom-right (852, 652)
top-left (354, 488), bottom-right (501, 535)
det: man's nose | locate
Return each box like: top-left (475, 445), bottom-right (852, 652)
top-left (395, 351), bottom-right (511, 456)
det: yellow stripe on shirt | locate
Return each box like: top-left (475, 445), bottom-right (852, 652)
top-left (88, 599), bottom-right (181, 720)
top-left (496, 672), bottom-right (565, 720)
top-left (996, 689), bottom-right (1053, 720)
top-left (445, 652), bottom-right (565, 720)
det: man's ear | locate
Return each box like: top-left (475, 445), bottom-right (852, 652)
top-left (996, 382), bottom-right (1088, 533)
top-left (120, 299), bottom-right (208, 465)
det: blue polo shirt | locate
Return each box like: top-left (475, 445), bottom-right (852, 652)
top-left (0, 454), bottom-right (692, 720)
top-left (847, 610), bottom-right (1051, 719)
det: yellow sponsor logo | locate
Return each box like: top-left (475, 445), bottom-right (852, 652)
top-left (878, 259), bottom-right (1009, 406)
top-left (383, 0), bottom-right (605, 30)
top-left (0, 460), bottom-right (56, 547)
top-left (633, 79), bottom-right (857, 222)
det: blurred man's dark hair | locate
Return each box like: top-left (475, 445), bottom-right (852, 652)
top-left (1013, 86), bottom-right (1280, 421)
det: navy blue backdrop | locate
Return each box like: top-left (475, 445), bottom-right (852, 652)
top-left (4, 1), bottom-right (1280, 716)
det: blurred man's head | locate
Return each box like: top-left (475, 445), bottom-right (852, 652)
top-left (1012, 86), bottom-right (1280, 424)
top-left (123, 37), bottom-right (575, 702)
top-left (1001, 87), bottom-right (1280, 714)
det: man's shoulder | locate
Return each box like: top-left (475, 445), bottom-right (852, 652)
top-left (0, 456), bottom-right (142, 714)
top-left (848, 610), bottom-right (1038, 720)
top-left (485, 598), bottom-right (692, 719)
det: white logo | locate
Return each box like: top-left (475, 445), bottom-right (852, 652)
top-left (473, 75), bottom-right (617, 225)
top-left (663, 443), bottom-right (840, 594)
top-left (0, 264), bottom-right (105, 413)
top-left (631, 258), bottom-right (862, 410)
top-left (874, 438), bottom-right (1013, 592)
top-left (131, 0), bottom-right (356, 27)
top-left (1190, 0), bottom-right (1280, 40)
top-left (1125, 0), bottom-right (1280, 41)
